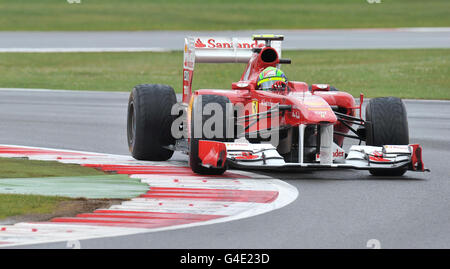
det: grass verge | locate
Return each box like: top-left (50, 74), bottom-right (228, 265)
top-left (0, 49), bottom-right (448, 99)
top-left (0, 157), bottom-right (105, 178)
top-left (0, 0), bottom-right (448, 31)
top-left (0, 194), bottom-right (69, 220)
top-left (0, 195), bottom-right (122, 222)
top-left (0, 158), bottom-right (114, 221)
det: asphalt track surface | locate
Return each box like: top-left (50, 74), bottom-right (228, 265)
top-left (0, 28), bottom-right (449, 52)
top-left (0, 88), bottom-right (449, 248)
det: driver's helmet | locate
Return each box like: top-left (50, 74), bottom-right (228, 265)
top-left (257, 67), bottom-right (287, 91)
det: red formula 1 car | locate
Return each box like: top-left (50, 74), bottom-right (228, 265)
top-left (127, 35), bottom-right (427, 176)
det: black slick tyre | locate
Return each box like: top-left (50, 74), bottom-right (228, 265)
top-left (127, 84), bottom-right (176, 161)
top-left (365, 97), bottom-right (409, 176)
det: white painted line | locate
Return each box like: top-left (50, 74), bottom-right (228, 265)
top-left (402, 99), bottom-right (450, 103)
top-left (0, 47), bottom-right (172, 53)
top-left (110, 199), bottom-right (256, 215)
top-left (0, 87), bottom-right (129, 94)
top-left (398, 27), bottom-right (450, 32)
top-left (0, 144), bottom-right (185, 167)
top-left (0, 223), bottom-right (149, 247)
top-left (138, 177), bottom-right (276, 190)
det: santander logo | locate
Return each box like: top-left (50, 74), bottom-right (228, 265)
top-left (195, 38), bottom-right (207, 48)
top-left (316, 149), bottom-right (344, 161)
top-left (195, 38), bottom-right (265, 49)
top-left (333, 149), bottom-right (344, 158)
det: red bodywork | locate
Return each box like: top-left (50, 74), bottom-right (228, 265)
top-left (186, 46), bottom-right (358, 145)
top-left (198, 140), bottom-right (227, 168)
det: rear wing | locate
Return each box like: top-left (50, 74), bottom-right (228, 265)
top-left (182, 36), bottom-right (283, 102)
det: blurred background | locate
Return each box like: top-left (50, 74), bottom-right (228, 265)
top-left (0, 0), bottom-right (448, 99)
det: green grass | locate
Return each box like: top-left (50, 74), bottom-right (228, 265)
top-left (0, 194), bottom-right (70, 220)
top-left (0, 49), bottom-right (448, 99)
top-left (0, 0), bottom-right (448, 31)
top-left (0, 158), bottom-right (107, 220)
top-left (0, 157), bottom-right (105, 178)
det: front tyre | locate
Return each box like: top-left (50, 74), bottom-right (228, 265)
top-left (189, 95), bottom-right (234, 175)
top-left (127, 84), bottom-right (176, 161)
top-left (365, 97), bottom-right (409, 176)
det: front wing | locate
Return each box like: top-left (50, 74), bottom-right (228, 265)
top-left (197, 140), bottom-right (428, 173)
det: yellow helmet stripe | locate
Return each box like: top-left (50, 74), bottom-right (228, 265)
top-left (257, 76), bottom-right (286, 86)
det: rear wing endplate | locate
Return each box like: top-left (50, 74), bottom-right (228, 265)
top-left (182, 36), bottom-right (283, 102)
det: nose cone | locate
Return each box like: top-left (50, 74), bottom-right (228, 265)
top-left (288, 93), bottom-right (337, 124)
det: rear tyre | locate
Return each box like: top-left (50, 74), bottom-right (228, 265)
top-left (127, 84), bottom-right (176, 161)
top-left (190, 95), bottom-right (234, 175)
top-left (365, 97), bottom-right (409, 176)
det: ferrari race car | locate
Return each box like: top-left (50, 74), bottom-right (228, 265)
top-left (127, 34), bottom-right (428, 176)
